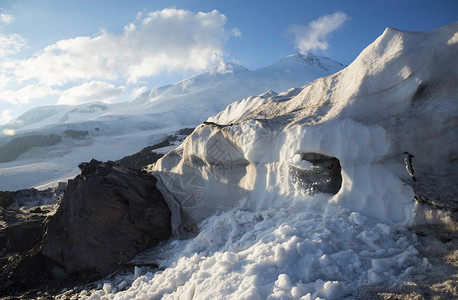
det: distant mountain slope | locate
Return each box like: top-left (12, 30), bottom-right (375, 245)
top-left (1, 53), bottom-right (342, 135)
top-left (0, 53), bottom-right (343, 191)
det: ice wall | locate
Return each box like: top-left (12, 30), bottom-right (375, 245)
top-left (153, 22), bottom-right (458, 235)
top-left (153, 118), bottom-right (415, 235)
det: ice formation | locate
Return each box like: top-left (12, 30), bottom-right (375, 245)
top-left (103, 23), bottom-right (457, 299)
top-left (154, 22), bottom-right (458, 231)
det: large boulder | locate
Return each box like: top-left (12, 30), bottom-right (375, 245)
top-left (41, 159), bottom-right (171, 279)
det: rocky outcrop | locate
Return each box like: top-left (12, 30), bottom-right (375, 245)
top-left (0, 186), bottom-right (63, 294)
top-left (41, 159), bottom-right (172, 279)
top-left (115, 141), bottom-right (168, 170)
top-left (115, 128), bottom-right (195, 170)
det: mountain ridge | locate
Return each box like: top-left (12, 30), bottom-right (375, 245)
top-left (2, 52), bottom-right (342, 133)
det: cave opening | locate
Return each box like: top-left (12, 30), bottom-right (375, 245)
top-left (290, 152), bottom-right (342, 195)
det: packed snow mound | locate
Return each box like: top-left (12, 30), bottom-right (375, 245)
top-left (154, 22), bottom-right (458, 231)
top-left (110, 208), bottom-right (430, 300)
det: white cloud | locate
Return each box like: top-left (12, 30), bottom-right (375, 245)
top-left (0, 13), bottom-right (25, 57)
top-left (0, 14), bottom-right (14, 25)
top-left (0, 33), bottom-right (26, 56)
top-left (13, 8), bottom-right (229, 86)
top-left (0, 85), bottom-right (57, 104)
top-left (287, 11), bottom-right (348, 52)
top-left (231, 27), bottom-right (241, 37)
top-left (0, 109), bottom-right (13, 124)
top-left (131, 86), bottom-right (148, 99)
top-left (57, 81), bottom-right (125, 105)
top-left (0, 74), bottom-right (9, 89)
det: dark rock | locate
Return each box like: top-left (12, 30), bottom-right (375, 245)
top-left (203, 121), bottom-right (232, 128)
top-left (41, 159), bottom-right (171, 279)
top-left (0, 185), bottom-right (64, 210)
top-left (4, 219), bottom-right (44, 253)
top-left (0, 187), bottom-right (62, 295)
top-left (115, 127), bottom-right (194, 170)
top-left (177, 127), bottom-right (195, 135)
top-left (0, 244), bottom-right (58, 295)
top-left (115, 141), bottom-right (170, 170)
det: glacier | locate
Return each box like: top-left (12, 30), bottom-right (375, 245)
top-left (95, 23), bottom-right (458, 299)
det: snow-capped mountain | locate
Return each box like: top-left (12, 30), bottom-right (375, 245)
top-left (0, 53), bottom-right (343, 191)
top-left (133, 23), bottom-right (457, 299)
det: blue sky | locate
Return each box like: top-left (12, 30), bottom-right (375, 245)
top-left (0, 0), bottom-right (456, 125)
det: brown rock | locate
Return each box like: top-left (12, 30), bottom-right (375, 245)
top-left (41, 159), bottom-right (171, 279)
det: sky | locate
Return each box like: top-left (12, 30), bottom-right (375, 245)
top-left (0, 0), bottom-right (456, 125)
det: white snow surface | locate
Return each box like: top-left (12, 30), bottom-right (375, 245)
top-left (92, 24), bottom-right (458, 299)
top-left (0, 53), bottom-right (342, 191)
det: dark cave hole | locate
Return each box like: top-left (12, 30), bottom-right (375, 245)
top-left (290, 152), bottom-right (342, 195)
top-left (411, 82), bottom-right (433, 103)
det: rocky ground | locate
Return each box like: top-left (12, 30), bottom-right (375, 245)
top-left (357, 218), bottom-right (458, 299)
top-left (0, 159), bottom-right (171, 298)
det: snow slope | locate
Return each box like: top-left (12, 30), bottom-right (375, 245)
top-left (96, 23), bottom-right (458, 299)
top-left (0, 53), bottom-right (343, 191)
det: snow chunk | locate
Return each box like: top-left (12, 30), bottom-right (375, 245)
top-left (275, 274), bottom-right (293, 291)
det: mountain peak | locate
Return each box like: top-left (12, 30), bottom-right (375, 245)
top-left (273, 52), bottom-right (344, 72)
top-left (280, 52), bottom-right (333, 70)
top-left (215, 62), bottom-right (249, 74)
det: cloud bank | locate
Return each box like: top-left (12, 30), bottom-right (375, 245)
top-left (287, 11), bottom-right (348, 52)
top-left (58, 81), bottom-right (125, 105)
top-left (0, 8), bottom-right (233, 108)
top-left (0, 85), bottom-right (57, 104)
top-left (13, 8), bottom-right (228, 86)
